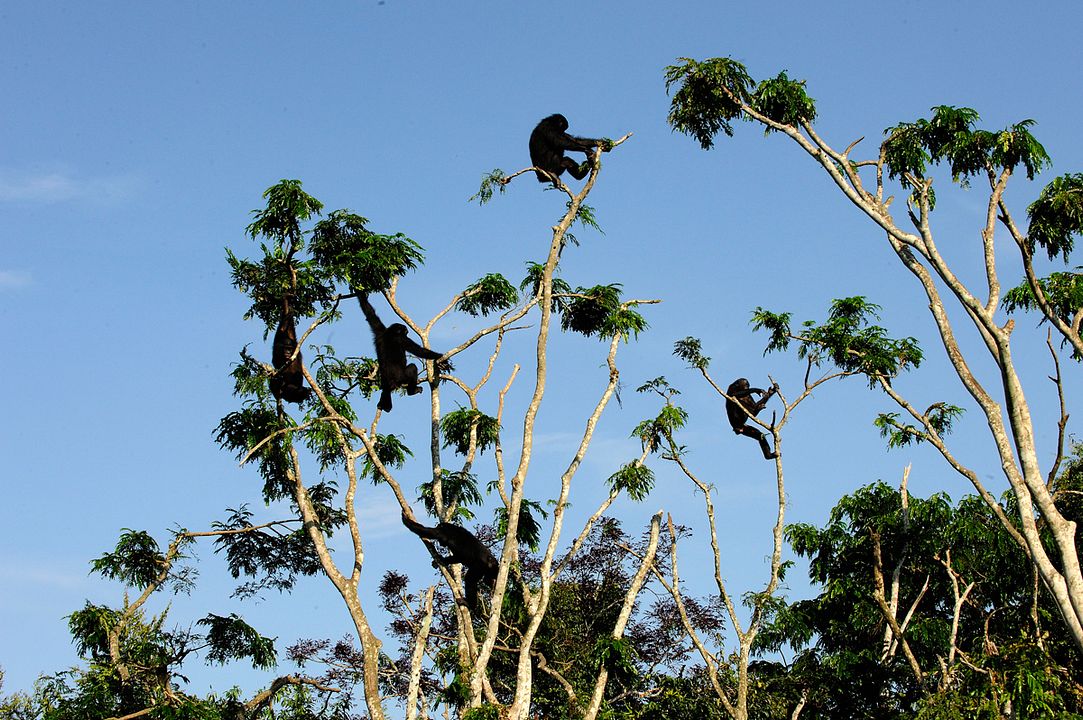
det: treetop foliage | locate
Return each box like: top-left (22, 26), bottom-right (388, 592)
top-left (753, 297), bottom-right (923, 386)
top-left (196, 613), bottom-right (277, 669)
top-left (90, 529), bottom-right (175, 591)
top-left (673, 336), bottom-right (710, 370)
top-left (665, 57), bottom-right (754, 149)
top-left (606, 461), bottom-right (656, 502)
top-left (1025, 172), bottom-right (1083, 261)
top-left (560, 283), bottom-right (650, 341)
top-left (883, 106), bottom-right (1051, 189)
top-left (1005, 270), bottom-right (1083, 337)
top-left (441, 408), bottom-right (501, 456)
top-left (310, 209), bottom-right (425, 293)
top-left (246, 178), bottom-right (325, 250)
top-left (750, 70), bottom-right (817, 133)
top-left (455, 273), bottom-right (519, 317)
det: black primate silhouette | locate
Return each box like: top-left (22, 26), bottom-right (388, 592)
top-left (358, 293), bottom-right (447, 412)
top-left (402, 512), bottom-right (499, 613)
top-left (726, 378), bottom-right (779, 460)
top-left (269, 295), bottom-right (311, 404)
top-left (529, 113), bottom-right (606, 185)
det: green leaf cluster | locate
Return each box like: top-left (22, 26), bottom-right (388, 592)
top-left (90, 530), bottom-right (173, 591)
top-left (606, 462), bottom-right (655, 502)
top-left (440, 408), bottom-right (501, 456)
top-left (560, 284), bottom-right (649, 341)
top-left (883, 106), bottom-right (1050, 190)
top-left (210, 506), bottom-right (325, 597)
top-left (1025, 173), bottom-right (1083, 261)
top-left (419, 470), bottom-right (482, 520)
top-left (751, 71), bottom-right (817, 132)
top-left (874, 403), bottom-right (964, 448)
top-left (753, 297), bottom-right (923, 386)
top-left (665, 57), bottom-right (754, 149)
top-left (196, 613), bottom-right (276, 669)
top-left (456, 273), bottom-right (518, 317)
top-left (361, 433), bottom-right (413, 482)
top-left (494, 498), bottom-right (547, 552)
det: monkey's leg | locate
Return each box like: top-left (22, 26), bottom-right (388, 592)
top-left (464, 569), bottom-right (481, 615)
top-left (405, 363), bottom-right (423, 395)
top-left (378, 386), bottom-right (394, 412)
top-left (562, 157), bottom-right (588, 180)
top-left (738, 426), bottom-right (777, 460)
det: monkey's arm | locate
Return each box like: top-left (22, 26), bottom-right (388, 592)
top-left (402, 512), bottom-right (441, 540)
top-left (564, 133), bottom-right (609, 154)
top-left (401, 337), bottom-right (446, 362)
top-left (357, 293), bottom-right (386, 333)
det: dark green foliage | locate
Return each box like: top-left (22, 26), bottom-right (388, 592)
top-left (313, 351), bottom-right (381, 400)
top-left (360, 433), bottom-right (413, 482)
top-left (420, 470), bottom-right (482, 519)
top-left (664, 56), bottom-right (755, 149)
top-left (440, 670), bottom-right (471, 709)
top-left (309, 209), bottom-right (425, 292)
top-left (470, 169), bottom-right (508, 205)
top-left (606, 462), bottom-right (655, 502)
top-left (751, 71), bottom-right (817, 131)
top-left (563, 201), bottom-right (604, 248)
top-left (67, 602), bottom-right (123, 660)
top-left (592, 636), bottom-right (637, 682)
top-left (1025, 173), bottom-right (1083, 261)
top-left (305, 481), bottom-right (350, 532)
top-left (520, 260), bottom-right (572, 311)
top-left (246, 179), bottom-right (325, 250)
top-left (509, 520), bottom-right (653, 719)
top-left (228, 347), bottom-right (277, 399)
top-left (636, 672), bottom-right (727, 720)
top-left (1007, 269), bottom-right (1083, 343)
top-left (882, 120), bottom-right (930, 188)
top-left (755, 479), bottom-right (1083, 719)
top-left (91, 530), bottom-right (174, 590)
top-left (1053, 445), bottom-right (1083, 526)
top-left (753, 297), bottom-right (923, 386)
top-left (673, 336), bottom-right (710, 370)
top-left (54, 603), bottom-right (181, 719)
top-left (302, 394), bottom-right (360, 471)
top-left (560, 284), bottom-right (649, 341)
top-left (211, 506), bottom-right (324, 598)
top-left (197, 614), bottom-right (277, 669)
top-left (225, 249), bottom-right (331, 327)
top-left (631, 405), bottom-right (688, 454)
top-left (456, 273), bottom-right (518, 317)
top-left (441, 408), bottom-right (501, 456)
top-left (883, 106), bottom-right (1050, 190)
top-left (215, 405), bottom-right (294, 502)
top-left (874, 403), bottom-right (964, 447)
top-left (494, 498), bottom-right (547, 552)
top-left (462, 704), bottom-right (501, 720)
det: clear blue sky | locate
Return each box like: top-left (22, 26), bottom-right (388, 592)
top-left (3, 0), bottom-right (1082, 697)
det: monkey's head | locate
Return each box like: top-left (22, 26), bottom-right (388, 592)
top-left (388, 323), bottom-right (409, 338)
top-left (543, 113), bottom-right (569, 131)
top-left (731, 378), bottom-right (750, 391)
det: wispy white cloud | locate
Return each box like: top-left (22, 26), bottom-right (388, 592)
top-left (0, 270), bottom-right (32, 289)
top-left (0, 167), bottom-right (139, 205)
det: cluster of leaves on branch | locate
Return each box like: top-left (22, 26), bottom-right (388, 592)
top-left (753, 297), bottom-right (923, 386)
top-left (519, 262), bottom-right (649, 341)
top-left (666, 55), bottom-right (1083, 350)
top-left (750, 463), bottom-right (1083, 719)
top-left (372, 518), bottom-right (700, 720)
top-left (0, 529), bottom-right (333, 720)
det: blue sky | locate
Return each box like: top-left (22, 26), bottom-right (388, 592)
top-left (3, 0), bottom-right (1083, 697)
